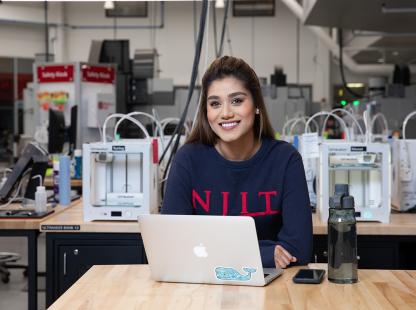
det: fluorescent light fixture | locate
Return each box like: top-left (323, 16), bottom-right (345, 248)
top-left (104, 1), bottom-right (114, 10)
top-left (215, 0), bottom-right (225, 9)
top-left (347, 83), bottom-right (364, 88)
top-left (382, 3), bottom-right (416, 14)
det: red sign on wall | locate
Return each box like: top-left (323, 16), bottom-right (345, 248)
top-left (37, 65), bottom-right (74, 83)
top-left (81, 65), bottom-right (115, 84)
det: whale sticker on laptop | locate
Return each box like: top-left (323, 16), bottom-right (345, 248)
top-left (215, 267), bottom-right (257, 281)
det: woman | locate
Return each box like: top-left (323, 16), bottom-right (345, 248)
top-left (162, 56), bottom-right (312, 269)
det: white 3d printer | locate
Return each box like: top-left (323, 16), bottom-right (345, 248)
top-left (83, 113), bottom-right (159, 221)
top-left (318, 142), bottom-right (391, 223)
top-left (391, 111), bottom-right (416, 212)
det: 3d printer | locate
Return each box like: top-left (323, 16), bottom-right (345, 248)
top-left (83, 138), bottom-right (159, 221)
top-left (318, 142), bottom-right (391, 223)
top-left (391, 111), bottom-right (416, 212)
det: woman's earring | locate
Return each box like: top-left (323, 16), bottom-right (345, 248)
top-left (255, 108), bottom-right (260, 114)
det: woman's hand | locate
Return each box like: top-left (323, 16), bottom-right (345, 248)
top-left (274, 245), bottom-right (297, 269)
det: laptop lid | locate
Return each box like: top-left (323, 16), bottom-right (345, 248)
top-left (139, 214), bottom-right (278, 286)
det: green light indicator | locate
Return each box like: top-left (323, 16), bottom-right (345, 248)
top-left (340, 100), bottom-right (347, 106)
top-left (353, 100), bottom-right (360, 106)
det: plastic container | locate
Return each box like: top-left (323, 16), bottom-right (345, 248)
top-left (35, 186), bottom-right (47, 213)
top-left (74, 149), bottom-right (82, 179)
top-left (59, 155), bottom-right (71, 206)
top-left (328, 184), bottom-right (358, 284)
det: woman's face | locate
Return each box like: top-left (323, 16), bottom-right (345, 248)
top-left (206, 76), bottom-right (256, 145)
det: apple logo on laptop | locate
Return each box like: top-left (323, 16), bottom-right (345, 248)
top-left (193, 243), bottom-right (208, 258)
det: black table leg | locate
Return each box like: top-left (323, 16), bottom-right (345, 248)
top-left (27, 231), bottom-right (38, 310)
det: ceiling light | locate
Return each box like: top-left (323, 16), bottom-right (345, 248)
top-left (215, 0), bottom-right (225, 9)
top-left (104, 1), bottom-right (114, 10)
top-left (392, 51), bottom-right (399, 56)
top-left (381, 3), bottom-right (416, 14)
top-left (347, 83), bottom-right (364, 88)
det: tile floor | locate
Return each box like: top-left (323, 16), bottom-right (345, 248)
top-left (0, 234), bottom-right (46, 310)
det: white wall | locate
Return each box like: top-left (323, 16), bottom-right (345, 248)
top-left (0, 1), bottom-right (330, 101)
top-left (0, 24), bottom-right (44, 59)
top-left (0, 2), bottom-right (65, 60)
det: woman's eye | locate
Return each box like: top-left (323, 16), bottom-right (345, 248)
top-left (209, 101), bottom-right (221, 108)
top-left (231, 97), bottom-right (243, 105)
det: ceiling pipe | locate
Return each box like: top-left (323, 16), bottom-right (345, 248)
top-left (281, 0), bottom-right (416, 76)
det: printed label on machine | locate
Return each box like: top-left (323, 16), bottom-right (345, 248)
top-left (107, 193), bottom-right (143, 206)
top-left (329, 153), bottom-right (377, 167)
top-left (301, 133), bottom-right (319, 159)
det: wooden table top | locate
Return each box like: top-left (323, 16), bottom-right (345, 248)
top-left (48, 264), bottom-right (416, 310)
top-left (40, 200), bottom-right (140, 233)
top-left (0, 200), bottom-right (81, 230)
top-left (43, 177), bottom-right (82, 188)
top-left (40, 201), bottom-right (416, 235)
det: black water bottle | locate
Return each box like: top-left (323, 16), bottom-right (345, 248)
top-left (328, 184), bottom-right (358, 284)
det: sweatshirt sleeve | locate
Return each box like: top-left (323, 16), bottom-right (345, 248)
top-left (161, 153), bottom-right (194, 215)
top-left (260, 151), bottom-right (313, 268)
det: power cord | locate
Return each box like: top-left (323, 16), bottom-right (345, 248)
top-left (159, 0), bottom-right (209, 196)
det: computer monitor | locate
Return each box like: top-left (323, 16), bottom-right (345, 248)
top-left (68, 105), bottom-right (78, 155)
top-left (48, 109), bottom-right (66, 154)
top-left (99, 40), bottom-right (130, 73)
top-left (0, 142), bottom-right (49, 202)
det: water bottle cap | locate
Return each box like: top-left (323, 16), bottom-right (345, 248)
top-left (36, 186), bottom-right (46, 192)
top-left (341, 196), bottom-right (355, 209)
top-left (74, 149), bottom-right (82, 157)
top-left (330, 183), bottom-right (355, 209)
top-left (334, 184), bottom-right (349, 196)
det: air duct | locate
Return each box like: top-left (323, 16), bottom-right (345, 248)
top-left (281, 0), bottom-right (416, 76)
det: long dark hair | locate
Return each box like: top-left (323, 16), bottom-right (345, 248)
top-left (187, 56), bottom-right (275, 145)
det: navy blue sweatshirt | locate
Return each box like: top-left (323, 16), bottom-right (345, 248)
top-left (161, 138), bottom-right (313, 268)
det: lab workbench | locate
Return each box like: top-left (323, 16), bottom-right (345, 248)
top-left (41, 202), bottom-right (416, 307)
top-left (48, 264), bottom-right (416, 310)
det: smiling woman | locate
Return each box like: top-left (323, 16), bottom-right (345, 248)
top-left (162, 56), bottom-right (313, 269)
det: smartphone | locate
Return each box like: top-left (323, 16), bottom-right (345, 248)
top-left (292, 269), bottom-right (325, 284)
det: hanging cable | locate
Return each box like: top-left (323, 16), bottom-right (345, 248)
top-left (159, 0), bottom-right (208, 181)
top-left (203, 0), bottom-right (211, 70)
top-left (192, 0), bottom-right (212, 132)
top-left (44, 0), bottom-right (49, 61)
top-left (212, 1), bottom-right (219, 57)
top-left (338, 28), bottom-right (364, 99)
top-left (218, 0), bottom-right (230, 57)
top-left (193, 0), bottom-right (198, 47)
top-left (225, 14), bottom-right (233, 56)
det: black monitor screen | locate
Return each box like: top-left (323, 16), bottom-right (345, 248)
top-left (48, 109), bottom-right (66, 154)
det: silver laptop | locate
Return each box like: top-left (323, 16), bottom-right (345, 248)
top-left (138, 214), bottom-right (283, 286)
